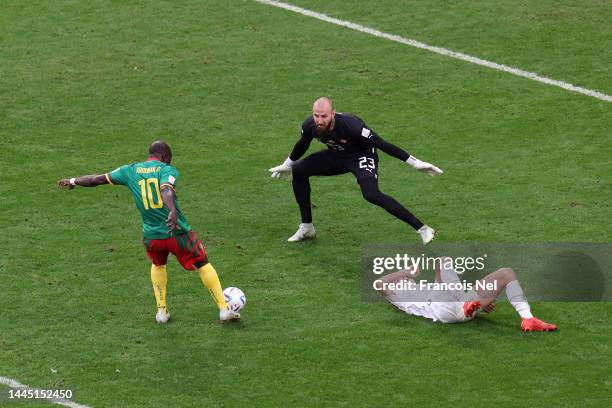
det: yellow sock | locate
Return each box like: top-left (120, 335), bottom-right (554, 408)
top-left (150, 264), bottom-right (168, 312)
top-left (198, 263), bottom-right (228, 310)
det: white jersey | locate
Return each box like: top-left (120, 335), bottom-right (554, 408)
top-left (390, 301), bottom-right (440, 321)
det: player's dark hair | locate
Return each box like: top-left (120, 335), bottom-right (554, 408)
top-left (149, 141), bottom-right (172, 158)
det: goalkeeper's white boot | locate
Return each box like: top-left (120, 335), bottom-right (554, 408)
top-left (287, 223), bottom-right (316, 242)
top-left (156, 308), bottom-right (171, 324)
top-left (220, 307), bottom-right (240, 322)
top-left (418, 225), bottom-right (436, 245)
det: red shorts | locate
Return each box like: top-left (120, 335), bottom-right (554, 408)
top-left (144, 231), bottom-right (207, 271)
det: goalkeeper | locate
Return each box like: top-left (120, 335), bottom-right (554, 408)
top-left (270, 97), bottom-right (442, 244)
top-left (58, 141), bottom-right (240, 324)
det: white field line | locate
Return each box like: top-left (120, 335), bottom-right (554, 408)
top-left (0, 376), bottom-right (91, 408)
top-left (254, 0), bottom-right (612, 103)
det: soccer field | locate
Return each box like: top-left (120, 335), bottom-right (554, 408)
top-left (2, 1), bottom-right (611, 407)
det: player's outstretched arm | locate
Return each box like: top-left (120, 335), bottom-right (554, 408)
top-left (57, 174), bottom-right (109, 189)
top-left (269, 132), bottom-right (313, 179)
top-left (369, 135), bottom-right (443, 177)
top-left (269, 157), bottom-right (295, 179)
top-left (406, 155), bottom-right (443, 177)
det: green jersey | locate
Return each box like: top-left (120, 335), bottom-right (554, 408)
top-left (107, 158), bottom-right (192, 239)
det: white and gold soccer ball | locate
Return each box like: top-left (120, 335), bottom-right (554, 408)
top-left (223, 287), bottom-right (246, 312)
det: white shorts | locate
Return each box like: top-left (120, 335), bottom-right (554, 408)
top-left (391, 289), bottom-right (480, 324)
top-left (437, 288), bottom-right (480, 323)
top-left (430, 300), bottom-right (474, 323)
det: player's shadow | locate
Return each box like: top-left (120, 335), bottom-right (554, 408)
top-left (464, 314), bottom-right (514, 330)
top-left (219, 320), bottom-right (245, 330)
top-left (154, 317), bottom-right (246, 331)
top-left (385, 308), bottom-right (511, 330)
top-left (382, 305), bottom-right (518, 349)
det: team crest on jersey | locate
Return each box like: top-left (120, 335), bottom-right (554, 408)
top-left (361, 128), bottom-right (372, 139)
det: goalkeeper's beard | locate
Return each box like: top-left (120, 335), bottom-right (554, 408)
top-left (315, 121), bottom-right (333, 136)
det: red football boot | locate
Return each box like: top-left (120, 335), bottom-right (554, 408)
top-left (463, 301), bottom-right (481, 318)
top-left (521, 317), bottom-right (558, 332)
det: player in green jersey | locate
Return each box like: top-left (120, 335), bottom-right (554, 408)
top-left (58, 141), bottom-right (240, 323)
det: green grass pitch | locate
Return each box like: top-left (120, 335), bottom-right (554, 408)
top-left (1, 1), bottom-right (611, 406)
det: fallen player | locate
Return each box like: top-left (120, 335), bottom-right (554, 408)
top-left (376, 257), bottom-right (557, 332)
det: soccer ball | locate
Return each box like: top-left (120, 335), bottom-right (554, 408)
top-left (223, 287), bottom-right (246, 312)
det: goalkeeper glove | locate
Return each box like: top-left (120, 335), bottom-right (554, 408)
top-left (406, 156), bottom-right (443, 176)
top-left (269, 157), bottom-right (295, 179)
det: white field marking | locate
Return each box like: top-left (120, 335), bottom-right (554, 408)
top-left (0, 376), bottom-right (91, 408)
top-left (254, 0), bottom-right (612, 103)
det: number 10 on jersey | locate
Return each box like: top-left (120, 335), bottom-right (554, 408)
top-left (138, 178), bottom-right (163, 210)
